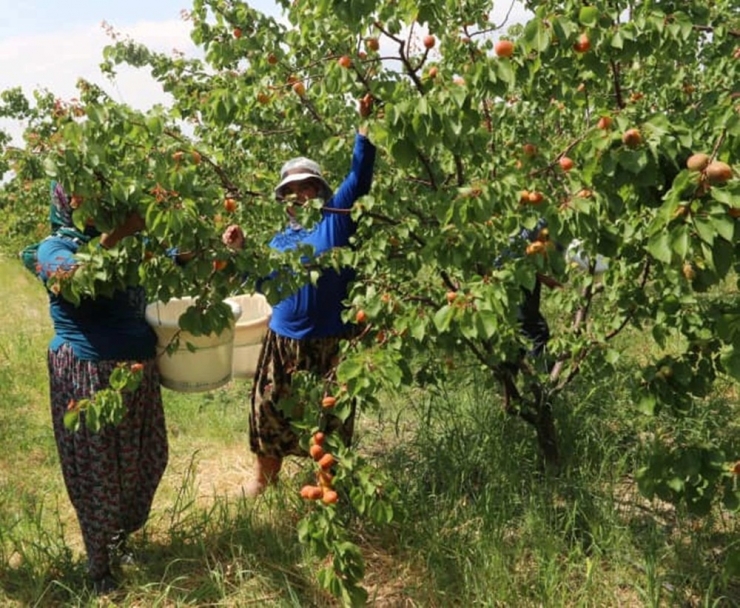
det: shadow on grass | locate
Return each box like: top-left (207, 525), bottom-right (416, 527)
top-left (0, 491), bottom-right (331, 607)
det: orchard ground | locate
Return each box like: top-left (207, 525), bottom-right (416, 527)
top-left (1, 254), bottom-right (739, 606)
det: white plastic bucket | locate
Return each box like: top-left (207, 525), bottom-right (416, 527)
top-left (225, 293), bottom-right (272, 379)
top-left (145, 297), bottom-right (242, 393)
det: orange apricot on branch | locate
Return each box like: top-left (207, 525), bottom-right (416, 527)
top-left (558, 156), bottom-right (574, 172)
top-left (322, 490), bottom-right (339, 505)
top-left (686, 153), bottom-right (710, 172)
top-left (321, 395), bottom-right (337, 409)
top-left (621, 128), bottom-right (642, 148)
top-left (494, 40), bottom-right (514, 57)
top-left (526, 241), bottom-right (547, 256)
top-left (318, 453), bottom-right (336, 470)
top-left (523, 143), bottom-right (537, 157)
top-left (574, 33), bottom-right (591, 53)
top-left (300, 485), bottom-right (324, 500)
top-left (317, 469), bottom-right (334, 488)
top-left (706, 161), bottom-right (733, 183)
top-left (309, 444), bottom-right (325, 461)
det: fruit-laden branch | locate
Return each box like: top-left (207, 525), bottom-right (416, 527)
top-left (372, 22), bottom-right (425, 94)
top-left (532, 133), bottom-right (589, 177)
top-left (163, 128), bottom-right (259, 199)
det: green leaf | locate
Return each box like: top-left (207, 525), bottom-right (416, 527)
top-left (647, 231), bottom-right (672, 264)
top-left (522, 19), bottom-right (550, 53)
top-left (43, 157), bottom-right (57, 177)
top-left (667, 476), bottom-right (684, 492)
top-left (579, 6), bottom-right (599, 26)
top-left (720, 345), bottom-right (740, 382)
top-left (433, 305), bottom-right (455, 333)
top-left (693, 218), bottom-right (715, 246)
top-left (670, 225), bottom-right (690, 258)
top-left (712, 238), bottom-right (733, 279)
top-left (337, 358), bottom-right (364, 382)
top-left (63, 410), bottom-right (80, 431)
top-left (474, 310), bottom-right (498, 339)
top-left (710, 214), bottom-right (735, 242)
top-left (551, 16), bottom-right (576, 43)
top-left (410, 318), bottom-right (426, 342)
top-left (637, 394), bottom-right (657, 415)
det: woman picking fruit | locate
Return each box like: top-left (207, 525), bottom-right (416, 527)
top-left (223, 107), bottom-right (376, 497)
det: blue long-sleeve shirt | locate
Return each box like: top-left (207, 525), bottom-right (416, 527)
top-left (36, 236), bottom-right (157, 361)
top-left (266, 133), bottom-right (376, 339)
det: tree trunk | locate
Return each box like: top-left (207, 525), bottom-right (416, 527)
top-left (535, 399), bottom-right (559, 470)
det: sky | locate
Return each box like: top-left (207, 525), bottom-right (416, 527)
top-left (0, 1), bottom-right (529, 145)
top-left (0, 1), bottom-right (276, 113)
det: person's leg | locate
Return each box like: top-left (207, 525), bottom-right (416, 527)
top-left (48, 347), bottom-right (118, 586)
top-left (116, 360), bottom-right (168, 561)
top-left (243, 454), bottom-right (283, 497)
top-left (245, 330), bottom-right (293, 497)
top-left (244, 332), bottom-right (352, 497)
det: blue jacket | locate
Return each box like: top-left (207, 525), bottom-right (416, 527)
top-left (36, 235), bottom-right (157, 361)
top-left (267, 133), bottom-right (376, 339)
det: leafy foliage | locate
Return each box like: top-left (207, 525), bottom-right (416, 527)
top-left (1, 0), bottom-right (739, 602)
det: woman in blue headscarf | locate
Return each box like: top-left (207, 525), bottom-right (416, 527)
top-left (35, 182), bottom-right (168, 594)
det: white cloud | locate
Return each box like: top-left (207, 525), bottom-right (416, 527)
top-left (1, 2), bottom-right (533, 145)
top-left (0, 18), bottom-right (196, 144)
top-left (4, 19), bottom-right (196, 100)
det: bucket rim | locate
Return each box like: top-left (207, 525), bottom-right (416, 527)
top-left (145, 297), bottom-right (242, 329)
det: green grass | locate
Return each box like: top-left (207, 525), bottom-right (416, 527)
top-left (0, 255), bottom-right (739, 607)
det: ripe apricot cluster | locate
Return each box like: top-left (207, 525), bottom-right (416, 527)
top-left (300, 430), bottom-right (339, 505)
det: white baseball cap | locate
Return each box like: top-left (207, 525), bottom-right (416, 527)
top-left (274, 156), bottom-right (333, 201)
